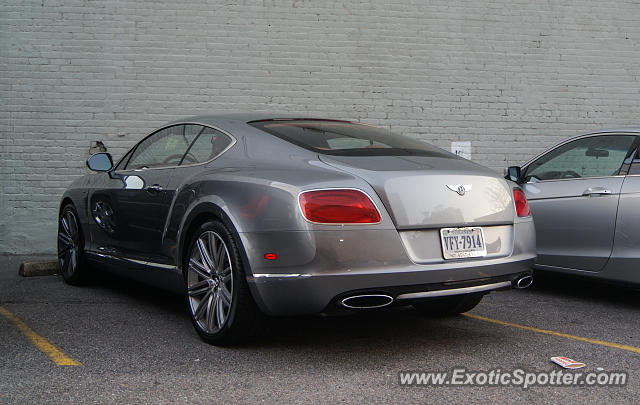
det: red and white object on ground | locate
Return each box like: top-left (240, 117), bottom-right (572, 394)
top-left (550, 356), bottom-right (586, 369)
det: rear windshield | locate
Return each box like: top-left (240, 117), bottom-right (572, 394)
top-left (248, 119), bottom-right (450, 157)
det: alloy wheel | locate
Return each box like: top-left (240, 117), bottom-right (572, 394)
top-left (58, 208), bottom-right (81, 278)
top-left (187, 230), bottom-right (234, 334)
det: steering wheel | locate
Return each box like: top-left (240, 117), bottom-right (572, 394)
top-left (163, 153), bottom-right (197, 165)
top-left (561, 170), bottom-right (581, 179)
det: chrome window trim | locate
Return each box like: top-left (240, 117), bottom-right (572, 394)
top-left (116, 122), bottom-right (237, 172)
top-left (525, 175), bottom-right (626, 184)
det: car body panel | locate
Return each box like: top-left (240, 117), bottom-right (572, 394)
top-left (87, 168), bottom-right (176, 267)
top-left (320, 155), bottom-right (517, 229)
top-left (516, 129), bottom-right (640, 284)
top-left (60, 114), bottom-right (536, 315)
top-left (523, 177), bottom-right (624, 271)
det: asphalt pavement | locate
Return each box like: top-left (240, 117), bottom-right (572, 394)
top-left (1, 255), bottom-right (638, 404)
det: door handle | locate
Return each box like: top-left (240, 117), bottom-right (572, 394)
top-left (582, 187), bottom-right (612, 196)
top-left (146, 184), bottom-right (163, 194)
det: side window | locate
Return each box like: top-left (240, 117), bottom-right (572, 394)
top-left (524, 135), bottom-right (636, 182)
top-left (180, 126), bottom-right (233, 165)
top-left (125, 125), bottom-right (198, 170)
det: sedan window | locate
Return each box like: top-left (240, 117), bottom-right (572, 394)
top-left (524, 135), bottom-right (636, 182)
top-left (126, 125), bottom-right (198, 170)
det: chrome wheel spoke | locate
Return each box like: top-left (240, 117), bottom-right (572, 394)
top-left (189, 258), bottom-right (210, 279)
top-left (188, 280), bottom-right (211, 297)
top-left (215, 293), bottom-right (226, 328)
top-left (219, 284), bottom-right (232, 307)
top-left (70, 249), bottom-right (77, 271)
top-left (62, 250), bottom-right (72, 275)
top-left (194, 290), bottom-right (213, 320)
top-left (60, 216), bottom-right (71, 236)
top-left (196, 238), bottom-right (214, 271)
top-left (206, 294), bottom-right (217, 332)
top-left (67, 212), bottom-right (78, 239)
top-left (58, 232), bottom-right (72, 246)
top-left (214, 243), bottom-right (226, 273)
top-left (208, 233), bottom-right (219, 270)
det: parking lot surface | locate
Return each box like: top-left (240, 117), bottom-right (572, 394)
top-left (1, 255), bottom-right (638, 404)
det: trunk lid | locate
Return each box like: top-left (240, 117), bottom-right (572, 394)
top-left (319, 155), bottom-right (516, 229)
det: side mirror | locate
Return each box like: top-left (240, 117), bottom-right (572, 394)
top-left (505, 166), bottom-right (522, 183)
top-left (86, 152), bottom-right (114, 172)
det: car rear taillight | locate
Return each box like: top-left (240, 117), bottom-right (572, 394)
top-left (298, 189), bottom-right (381, 224)
top-left (513, 188), bottom-right (531, 217)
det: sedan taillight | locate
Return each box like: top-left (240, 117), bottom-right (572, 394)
top-left (513, 188), bottom-right (531, 217)
top-left (299, 189), bottom-right (381, 224)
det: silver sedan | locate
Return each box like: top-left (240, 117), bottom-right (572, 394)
top-left (507, 129), bottom-right (640, 285)
top-left (59, 115), bottom-right (536, 345)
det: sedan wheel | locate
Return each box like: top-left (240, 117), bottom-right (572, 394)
top-left (185, 220), bottom-right (261, 345)
top-left (57, 205), bottom-right (88, 285)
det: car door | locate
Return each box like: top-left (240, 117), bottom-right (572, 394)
top-left (521, 134), bottom-right (637, 272)
top-left (88, 124), bottom-right (200, 268)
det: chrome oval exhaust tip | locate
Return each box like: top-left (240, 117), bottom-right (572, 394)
top-left (514, 275), bottom-right (533, 289)
top-left (340, 294), bottom-right (394, 309)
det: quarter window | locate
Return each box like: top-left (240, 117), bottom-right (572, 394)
top-left (180, 127), bottom-right (233, 165)
top-left (524, 135), bottom-right (636, 182)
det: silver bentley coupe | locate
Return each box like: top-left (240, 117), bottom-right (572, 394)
top-left (58, 115), bottom-right (536, 345)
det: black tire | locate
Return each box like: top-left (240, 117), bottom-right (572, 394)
top-left (183, 220), bottom-right (262, 345)
top-left (412, 293), bottom-right (483, 317)
top-left (57, 204), bottom-right (89, 285)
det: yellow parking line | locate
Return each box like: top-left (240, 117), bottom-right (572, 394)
top-left (463, 313), bottom-right (640, 355)
top-left (0, 305), bottom-right (81, 366)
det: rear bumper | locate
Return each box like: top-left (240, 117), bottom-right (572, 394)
top-left (247, 259), bottom-right (533, 315)
top-left (240, 220), bottom-right (536, 315)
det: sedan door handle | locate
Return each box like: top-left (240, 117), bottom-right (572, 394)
top-left (582, 187), bottom-right (612, 196)
top-left (146, 184), bottom-right (163, 194)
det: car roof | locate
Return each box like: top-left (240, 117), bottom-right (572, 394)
top-left (167, 113), bottom-right (352, 127)
top-left (574, 128), bottom-right (640, 136)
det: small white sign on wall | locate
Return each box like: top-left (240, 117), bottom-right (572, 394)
top-left (451, 141), bottom-right (471, 160)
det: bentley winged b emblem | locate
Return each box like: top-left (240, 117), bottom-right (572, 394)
top-left (446, 184), bottom-right (472, 196)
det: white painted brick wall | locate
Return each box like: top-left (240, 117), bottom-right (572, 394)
top-left (2, 0), bottom-right (639, 253)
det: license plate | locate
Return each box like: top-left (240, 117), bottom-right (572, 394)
top-left (440, 227), bottom-right (487, 260)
